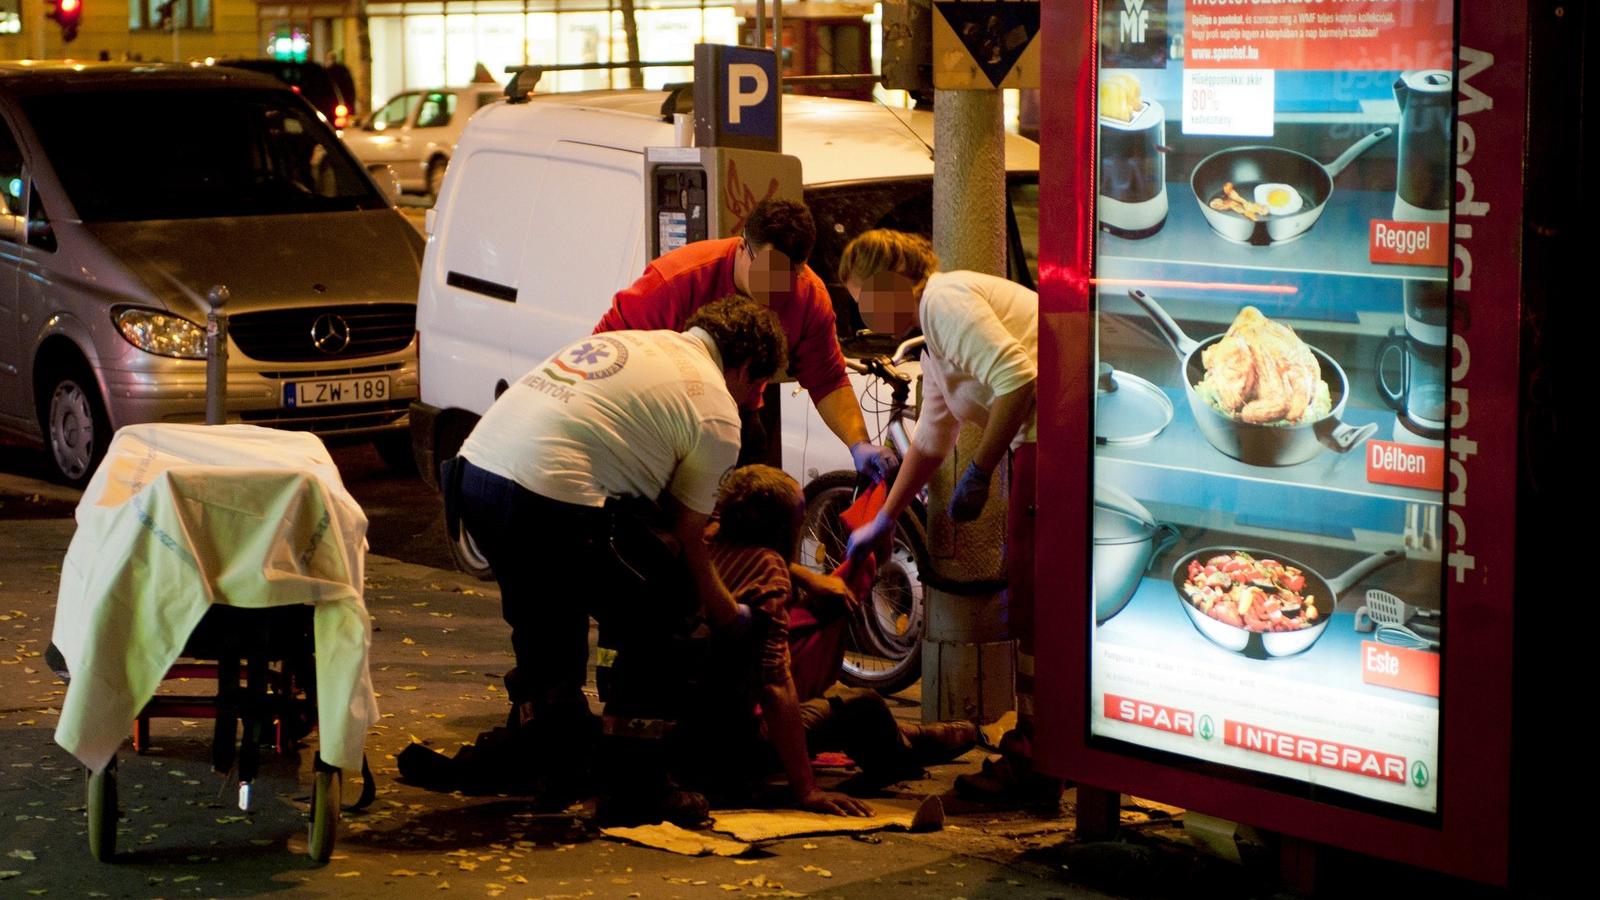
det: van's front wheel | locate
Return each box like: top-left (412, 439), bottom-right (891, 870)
top-left (41, 367), bottom-right (111, 489)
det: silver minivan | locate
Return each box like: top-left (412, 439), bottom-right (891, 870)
top-left (0, 62), bottom-right (423, 486)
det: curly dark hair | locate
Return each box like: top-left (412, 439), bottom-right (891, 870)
top-left (686, 297), bottom-right (788, 382)
top-left (744, 198), bottom-right (816, 266)
top-left (715, 465), bottom-right (803, 557)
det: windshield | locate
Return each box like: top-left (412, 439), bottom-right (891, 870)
top-left (24, 88), bottom-right (385, 222)
top-left (806, 174), bottom-right (1041, 335)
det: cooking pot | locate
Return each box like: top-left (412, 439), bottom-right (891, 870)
top-left (1171, 546), bottom-right (1405, 659)
top-left (1094, 483), bottom-right (1179, 624)
top-left (1128, 289), bottom-right (1377, 466)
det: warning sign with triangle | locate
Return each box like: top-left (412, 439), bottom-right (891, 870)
top-left (933, 0), bottom-right (1042, 90)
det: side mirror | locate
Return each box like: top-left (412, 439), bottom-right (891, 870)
top-left (27, 219), bottom-right (55, 251)
top-left (376, 165), bottom-right (403, 204)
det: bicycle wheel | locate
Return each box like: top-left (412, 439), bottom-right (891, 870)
top-left (799, 472), bottom-right (927, 696)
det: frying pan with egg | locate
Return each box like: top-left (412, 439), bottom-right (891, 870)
top-left (1191, 128), bottom-right (1393, 246)
top-left (1127, 289), bottom-right (1377, 466)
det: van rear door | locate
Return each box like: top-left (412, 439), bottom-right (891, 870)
top-left (505, 142), bottom-right (645, 377)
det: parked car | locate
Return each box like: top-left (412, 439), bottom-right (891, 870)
top-left (214, 59), bottom-right (353, 130)
top-left (342, 86), bottom-right (503, 196)
top-left (0, 62), bottom-right (424, 486)
top-left (409, 86), bottom-right (1040, 564)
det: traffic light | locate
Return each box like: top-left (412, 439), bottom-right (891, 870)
top-left (45, 0), bottom-right (83, 44)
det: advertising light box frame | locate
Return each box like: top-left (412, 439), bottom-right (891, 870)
top-left (1032, 0), bottom-right (1520, 885)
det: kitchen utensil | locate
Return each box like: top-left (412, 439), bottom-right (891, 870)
top-left (1094, 483), bottom-right (1180, 624)
top-left (1393, 70), bottom-right (1454, 222)
top-left (1376, 623), bottom-right (1439, 650)
top-left (1095, 362), bottom-right (1175, 445)
top-left (1100, 100), bottom-right (1169, 238)
top-left (1190, 128), bottom-right (1393, 245)
top-left (1364, 588), bottom-right (1439, 625)
top-left (1172, 546), bottom-right (1406, 658)
top-left (1128, 289), bottom-right (1378, 466)
top-left (1376, 327), bottom-right (1449, 438)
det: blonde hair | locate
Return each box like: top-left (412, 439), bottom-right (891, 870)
top-left (837, 230), bottom-right (940, 301)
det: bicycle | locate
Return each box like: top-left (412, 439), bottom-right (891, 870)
top-left (796, 335), bottom-right (930, 696)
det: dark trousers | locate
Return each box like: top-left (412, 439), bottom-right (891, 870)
top-left (736, 384), bottom-right (783, 468)
top-left (456, 459), bottom-right (610, 725)
top-left (800, 685), bottom-right (915, 779)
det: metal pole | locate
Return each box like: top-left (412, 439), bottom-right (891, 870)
top-left (204, 285), bottom-right (230, 426)
top-left (774, 0), bottom-right (784, 74)
top-left (923, 88), bottom-right (1012, 726)
top-left (756, 0), bottom-right (766, 48)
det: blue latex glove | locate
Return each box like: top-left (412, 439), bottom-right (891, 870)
top-left (948, 462), bottom-right (992, 522)
top-left (850, 441), bottom-right (900, 485)
top-left (846, 513), bottom-right (894, 566)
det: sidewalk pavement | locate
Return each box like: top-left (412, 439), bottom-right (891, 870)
top-left (0, 470), bottom-right (1447, 900)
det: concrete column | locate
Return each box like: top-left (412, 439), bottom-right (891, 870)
top-left (923, 87), bottom-right (1014, 725)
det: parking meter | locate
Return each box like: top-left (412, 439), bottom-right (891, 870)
top-left (644, 146), bottom-right (802, 260)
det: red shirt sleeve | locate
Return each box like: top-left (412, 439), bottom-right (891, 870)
top-left (594, 239), bottom-right (738, 334)
top-left (594, 263), bottom-right (689, 333)
top-left (788, 267), bottom-right (852, 398)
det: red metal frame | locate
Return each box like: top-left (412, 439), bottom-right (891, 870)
top-left (1033, 1), bottom-right (1524, 885)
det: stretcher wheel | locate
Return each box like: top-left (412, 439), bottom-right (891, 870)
top-left (307, 766), bottom-right (340, 863)
top-left (86, 760), bottom-right (118, 862)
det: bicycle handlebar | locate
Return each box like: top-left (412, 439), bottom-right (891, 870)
top-left (842, 336), bottom-right (925, 384)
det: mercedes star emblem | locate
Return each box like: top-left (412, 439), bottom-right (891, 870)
top-left (310, 313), bottom-right (352, 354)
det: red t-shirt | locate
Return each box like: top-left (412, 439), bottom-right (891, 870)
top-left (593, 238), bottom-right (852, 399)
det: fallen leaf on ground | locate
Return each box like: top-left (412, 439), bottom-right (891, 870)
top-left (801, 865), bottom-right (832, 878)
top-left (7, 850), bottom-right (36, 861)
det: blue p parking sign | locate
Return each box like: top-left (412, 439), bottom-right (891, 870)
top-left (694, 45), bottom-right (780, 151)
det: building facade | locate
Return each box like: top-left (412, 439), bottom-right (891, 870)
top-left (3, 0), bottom-right (261, 62)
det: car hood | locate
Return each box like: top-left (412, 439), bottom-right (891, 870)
top-left (85, 211), bottom-right (424, 320)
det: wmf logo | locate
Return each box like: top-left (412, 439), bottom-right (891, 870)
top-left (1102, 0), bottom-right (1168, 68)
top-left (1121, 0), bottom-right (1152, 44)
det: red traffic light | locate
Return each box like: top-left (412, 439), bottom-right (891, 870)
top-left (47, 0), bottom-right (83, 42)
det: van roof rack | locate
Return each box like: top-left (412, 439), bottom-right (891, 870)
top-left (660, 83), bottom-right (693, 120)
top-left (503, 60), bottom-right (696, 104)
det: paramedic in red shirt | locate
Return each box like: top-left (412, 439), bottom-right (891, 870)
top-left (594, 199), bottom-right (898, 483)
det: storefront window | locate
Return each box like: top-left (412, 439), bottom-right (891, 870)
top-left (370, 15), bottom-right (409, 111)
top-left (129, 0), bottom-right (213, 31)
top-left (405, 15), bottom-right (449, 90)
top-left (366, 1), bottom-right (739, 99)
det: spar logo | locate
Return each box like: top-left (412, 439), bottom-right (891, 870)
top-left (1225, 720), bottom-right (1408, 784)
top-left (544, 336), bottom-right (630, 384)
top-left (1412, 761), bottom-right (1430, 789)
top-left (1106, 694), bottom-right (1195, 737)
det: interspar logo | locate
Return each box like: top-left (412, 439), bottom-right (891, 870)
top-left (1225, 720), bottom-right (1408, 784)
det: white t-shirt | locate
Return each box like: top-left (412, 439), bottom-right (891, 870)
top-left (460, 328), bottom-right (742, 514)
top-left (914, 270), bottom-right (1039, 457)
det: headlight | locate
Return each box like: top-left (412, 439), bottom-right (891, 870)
top-left (114, 308), bottom-right (207, 359)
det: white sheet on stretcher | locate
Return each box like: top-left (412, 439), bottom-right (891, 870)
top-left (51, 423), bottom-right (379, 773)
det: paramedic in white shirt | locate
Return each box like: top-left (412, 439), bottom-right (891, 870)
top-left (453, 297), bottom-right (787, 803)
top-left (837, 230), bottom-right (1053, 809)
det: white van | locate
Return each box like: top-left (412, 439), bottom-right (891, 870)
top-left (411, 88), bottom-right (1040, 568)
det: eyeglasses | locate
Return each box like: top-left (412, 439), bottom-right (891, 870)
top-left (740, 237), bottom-right (758, 261)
